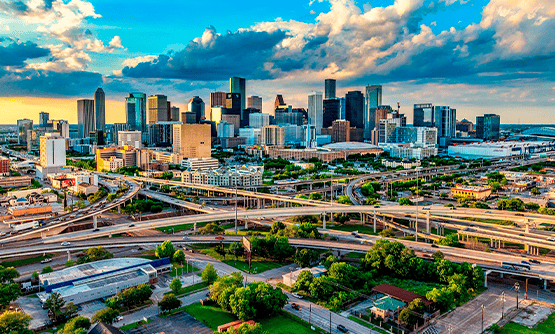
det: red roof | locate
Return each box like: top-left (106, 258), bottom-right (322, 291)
top-left (372, 283), bottom-right (432, 306)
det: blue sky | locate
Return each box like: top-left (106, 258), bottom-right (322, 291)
top-left (0, 0), bottom-right (553, 124)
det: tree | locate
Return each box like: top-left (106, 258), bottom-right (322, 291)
top-left (270, 221), bottom-right (286, 234)
top-left (308, 192), bottom-right (323, 201)
top-left (229, 282), bottom-right (287, 320)
top-left (77, 246), bottom-right (113, 264)
top-left (292, 270), bottom-right (314, 292)
top-left (42, 266), bottom-right (53, 274)
top-left (170, 278), bottom-right (182, 295)
top-left (399, 299), bottom-right (426, 329)
top-left (229, 242), bottom-right (244, 261)
top-left (0, 265), bottom-right (20, 309)
top-left (308, 277), bottom-right (333, 300)
top-left (46, 292), bottom-right (66, 322)
top-left (322, 255), bottom-right (339, 269)
top-left (0, 311), bottom-right (32, 334)
top-left (490, 182), bottom-right (501, 193)
top-left (226, 322), bottom-right (266, 334)
top-left (432, 251), bottom-right (444, 260)
top-left (327, 262), bottom-right (359, 288)
top-left (379, 229), bottom-right (395, 237)
top-left (173, 250), bottom-right (185, 265)
top-left (31, 271), bottom-right (39, 280)
top-left (66, 259), bottom-right (74, 267)
top-left (398, 198), bottom-right (414, 206)
top-left (159, 294), bottom-right (181, 313)
top-left (272, 237), bottom-right (295, 262)
top-left (435, 234), bottom-right (462, 248)
top-left (156, 240), bottom-right (175, 261)
top-left (531, 187), bottom-right (541, 196)
top-left (92, 307), bottom-right (120, 325)
top-left (293, 249), bottom-right (319, 268)
top-left (201, 264), bottom-right (218, 284)
top-left (426, 287), bottom-right (454, 312)
top-left (209, 272), bottom-right (243, 310)
top-left (57, 316), bottom-right (90, 334)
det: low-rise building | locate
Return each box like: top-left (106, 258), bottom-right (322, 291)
top-left (370, 284), bottom-right (432, 322)
top-left (96, 146), bottom-right (153, 172)
top-left (282, 266), bottom-right (327, 286)
top-left (181, 157), bottom-right (219, 171)
top-left (181, 165), bottom-right (263, 187)
top-left (381, 159), bottom-right (421, 169)
top-left (74, 183), bottom-right (99, 195)
top-left (265, 142), bottom-right (382, 163)
top-left (0, 176), bottom-right (32, 188)
top-left (8, 203), bottom-right (52, 217)
top-left (379, 143), bottom-right (437, 160)
top-left (153, 151), bottom-right (182, 165)
top-left (450, 185), bottom-right (492, 200)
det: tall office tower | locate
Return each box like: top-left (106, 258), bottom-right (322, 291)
top-left (17, 119), bottom-right (33, 146)
top-left (39, 112), bottom-right (49, 128)
top-left (166, 101), bottom-right (172, 121)
top-left (51, 119), bottom-right (70, 138)
top-left (181, 112), bottom-right (197, 124)
top-left (188, 96), bottom-right (205, 123)
top-left (172, 123), bottom-right (211, 158)
top-left (170, 106), bottom-right (180, 121)
top-left (260, 125), bottom-right (285, 147)
top-left (476, 114), bottom-right (500, 141)
top-left (94, 87), bottom-right (105, 131)
top-left (339, 97), bottom-right (346, 120)
top-left (77, 99), bottom-right (95, 138)
top-left (37, 133), bottom-right (66, 179)
top-left (111, 123), bottom-right (130, 144)
top-left (118, 130), bottom-right (142, 148)
top-left (413, 103), bottom-right (434, 127)
top-left (274, 95), bottom-right (286, 111)
top-left (210, 92), bottom-right (226, 107)
top-left (308, 92), bottom-right (323, 134)
top-left (147, 95), bottom-right (168, 123)
top-left (325, 79), bottom-right (336, 99)
top-left (247, 96), bottom-right (262, 112)
top-left (345, 91), bottom-right (364, 129)
top-left (229, 77), bottom-right (246, 111)
top-left (364, 85), bottom-right (382, 139)
top-left (125, 93), bottom-right (147, 132)
top-left (456, 119), bottom-right (474, 133)
top-left (225, 93), bottom-right (241, 115)
top-left (330, 120), bottom-right (350, 143)
top-left (378, 118), bottom-right (403, 144)
top-left (323, 99), bottom-right (340, 128)
top-left (374, 105), bottom-right (393, 130)
top-left (433, 106), bottom-right (456, 147)
top-left (249, 113), bottom-right (270, 128)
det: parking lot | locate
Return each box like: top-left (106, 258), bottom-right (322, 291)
top-left (125, 312), bottom-right (211, 334)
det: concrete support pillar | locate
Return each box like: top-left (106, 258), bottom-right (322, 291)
top-left (194, 222), bottom-right (197, 231)
top-left (525, 244), bottom-right (530, 253)
top-left (500, 273), bottom-right (503, 278)
top-left (245, 219), bottom-right (248, 230)
top-left (484, 272), bottom-right (488, 288)
top-left (67, 250), bottom-right (71, 261)
top-left (426, 211), bottom-right (430, 234)
top-left (490, 239), bottom-right (493, 247)
top-left (544, 280), bottom-right (548, 290)
top-left (93, 215), bottom-right (97, 229)
top-left (323, 213), bottom-right (326, 229)
top-left (525, 220), bottom-right (530, 233)
top-left (373, 211), bottom-right (377, 234)
top-left (330, 212), bottom-right (334, 225)
top-left (117, 205), bottom-right (121, 214)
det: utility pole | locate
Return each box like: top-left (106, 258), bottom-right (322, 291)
top-left (515, 282), bottom-right (520, 309)
top-left (234, 183), bottom-right (238, 234)
top-left (481, 304), bottom-right (484, 333)
top-left (501, 292), bottom-right (505, 318)
top-left (415, 167), bottom-right (421, 242)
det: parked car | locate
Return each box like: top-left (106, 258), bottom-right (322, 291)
top-left (115, 316), bottom-right (123, 322)
top-left (337, 324), bottom-right (349, 333)
top-left (291, 292), bottom-right (303, 299)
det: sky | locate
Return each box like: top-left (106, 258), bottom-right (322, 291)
top-left (0, 0), bottom-right (554, 125)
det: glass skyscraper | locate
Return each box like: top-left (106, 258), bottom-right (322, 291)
top-left (364, 85), bottom-right (382, 139)
top-left (125, 93), bottom-right (147, 134)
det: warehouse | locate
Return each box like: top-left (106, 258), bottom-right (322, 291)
top-left (37, 257), bottom-right (170, 305)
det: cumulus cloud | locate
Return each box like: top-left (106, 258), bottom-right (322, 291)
top-left (0, 40), bottom-right (49, 66)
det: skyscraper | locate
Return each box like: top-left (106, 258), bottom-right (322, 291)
top-left (17, 119), bottom-right (33, 146)
top-left (125, 93), bottom-right (147, 133)
top-left (247, 96), bottom-right (262, 112)
top-left (325, 79), bottom-right (336, 99)
top-left (413, 103), bottom-right (434, 127)
top-left (188, 96), bottom-right (205, 123)
top-left (229, 77), bottom-right (246, 111)
top-left (94, 87), bottom-right (105, 132)
top-left (210, 92), bottom-right (226, 107)
top-left (147, 95), bottom-right (168, 123)
top-left (323, 99), bottom-right (340, 128)
top-left (308, 92), bottom-right (323, 134)
top-left (476, 114), bottom-right (500, 141)
top-left (433, 106), bottom-right (456, 147)
top-left (170, 106), bottom-right (180, 122)
top-left (364, 85), bottom-right (382, 139)
top-left (77, 99), bottom-right (95, 138)
top-left (225, 93), bottom-right (241, 115)
top-left (345, 91), bottom-right (364, 129)
top-left (274, 95), bottom-right (286, 111)
top-left (39, 112), bottom-right (49, 128)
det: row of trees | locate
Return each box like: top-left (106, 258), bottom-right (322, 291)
top-left (105, 283), bottom-right (152, 310)
top-left (76, 246), bottom-right (113, 264)
top-left (209, 272), bottom-right (288, 320)
top-left (123, 199), bottom-right (164, 214)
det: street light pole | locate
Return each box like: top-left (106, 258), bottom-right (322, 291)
top-left (501, 292), bottom-right (505, 318)
top-left (234, 184), bottom-right (238, 234)
top-left (515, 282), bottom-right (520, 309)
top-left (481, 304), bottom-right (484, 333)
top-left (415, 167), bottom-right (421, 242)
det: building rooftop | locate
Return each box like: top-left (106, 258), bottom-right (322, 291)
top-left (372, 283), bottom-right (432, 306)
top-left (322, 142), bottom-right (380, 150)
top-left (451, 185), bottom-right (492, 192)
top-left (372, 295), bottom-right (406, 311)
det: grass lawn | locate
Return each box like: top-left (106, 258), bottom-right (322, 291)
top-left (169, 263), bottom-right (200, 277)
top-left (1, 254), bottom-right (53, 267)
top-left (461, 217), bottom-right (516, 227)
top-left (498, 312), bottom-right (555, 334)
top-left (373, 277), bottom-right (443, 297)
top-left (330, 224), bottom-right (379, 235)
top-left (184, 303), bottom-right (323, 334)
top-left (120, 319), bottom-right (152, 331)
top-left (165, 281), bottom-right (209, 296)
top-left (345, 252), bottom-right (365, 259)
top-left (191, 243), bottom-right (289, 273)
top-left (157, 221), bottom-right (208, 233)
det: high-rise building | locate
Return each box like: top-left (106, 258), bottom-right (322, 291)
top-left (181, 112), bottom-right (197, 124)
top-left (308, 92), bottom-right (323, 134)
top-left (51, 120), bottom-right (69, 138)
top-left (345, 91), bottom-right (364, 129)
top-left (323, 99), bottom-right (340, 129)
top-left (260, 125), bottom-right (285, 147)
top-left (94, 87), bottom-right (105, 132)
top-left (395, 127), bottom-right (438, 147)
top-left (330, 120), bottom-right (350, 143)
top-left (374, 105), bottom-right (393, 130)
top-left (111, 123), bottom-right (130, 144)
top-left (17, 119), bottom-right (33, 146)
top-left (217, 121), bottom-right (235, 138)
top-left (413, 103), bottom-right (434, 127)
top-left (167, 101), bottom-right (172, 122)
top-left (476, 114), bottom-right (500, 141)
top-left (118, 130), bottom-right (142, 148)
top-left (339, 97), bottom-right (346, 120)
top-left (77, 99), bottom-right (95, 138)
top-left (247, 96), bottom-right (262, 112)
top-left (364, 85), bottom-right (382, 139)
top-left (229, 77), bottom-right (246, 111)
top-left (249, 113), bottom-right (270, 128)
top-left (126, 93), bottom-right (147, 133)
top-left (37, 133), bottom-right (66, 180)
top-left (147, 95), bottom-right (168, 123)
top-left (433, 106), bottom-right (456, 147)
top-left (188, 96), bottom-right (205, 123)
top-left (456, 119), bottom-right (474, 133)
top-left (210, 92), bottom-right (226, 108)
top-left (170, 106), bottom-right (180, 122)
top-left (225, 93), bottom-right (241, 115)
top-left (274, 95), bottom-right (286, 111)
top-left (39, 112), bottom-right (49, 128)
top-left (275, 109), bottom-right (304, 126)
top-left (325, 79), bottom-right (336, 99)
top-left (172, 124), bottom-right (212, 159)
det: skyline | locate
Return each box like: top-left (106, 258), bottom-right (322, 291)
top-left (0, 0), bottom-right (554, 124)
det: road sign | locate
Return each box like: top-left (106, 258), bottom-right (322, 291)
top-left (242, 236), bottom-right (251, 252)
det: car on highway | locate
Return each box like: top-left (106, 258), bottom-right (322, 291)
top-left (128, 224), bottom-right (135, 227)
top-left (40, 258), bottom-right (52, 264)
top-left (92, 228), bottom-right (100, 232)
top-left (337, 324), bottom-right (349, 333)
top-left (485, 211), bottom-right (492, 213)
top-left (422, 206), bottom-right (431, 210)
top-left (519, 234), bottom-right (525, 236)
top-left (515, 213), bottom-right (524, 216)
top-left (521, 260), bottom-right (531, 266)
top-left (291, 292), bottom-right (303, 299)
top-left (183, 236), bottom-right (190, 240)
top-left (431, 244), bottom-right (439, 248)
top-left (61, 241), bottom-right (71, 246)
top-left (215, 236), bottom-right (225, 240)
top-left (547, 237), bottom-right (555, 242)
top-left (529, 259), bottom-right (541, 264)
top-left (115, 316), bottom-right (123, 322)
top-left (291, 303), bottom-right (301, 311)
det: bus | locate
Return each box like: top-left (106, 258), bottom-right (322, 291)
top-left (501, 262), bottom-right (531, 271)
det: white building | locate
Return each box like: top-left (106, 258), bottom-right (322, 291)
top-left (181, 157), bottom-right (219, 171)
top-left (118, 130), bottom-right (142, 148)
top-left (249, 113), bottom-right (270, 128)
top-left (448, 140), bottom-right (555, 159)
top-left (261, 125), bottom-right (285, 147)
top-left (308, 91), bottom-right (323, 134)
top-left (37, 133), bottom-right (67, 180)
top-left (379, 143), bottom-right (437, 159)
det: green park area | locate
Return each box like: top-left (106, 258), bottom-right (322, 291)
top-left (330, 224), bottom-right (379, 235)
top-left (184, 303), bottom-right (322, 334)
top-left (497, 312), bottom-right (555, 334)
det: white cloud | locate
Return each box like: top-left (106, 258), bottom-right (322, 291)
top-left (121, 55), bottom-right (158, 68)
top-left (27, 44), bottom-right (91, 71)
top-left (108, 36), bottom-right (124, 49)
